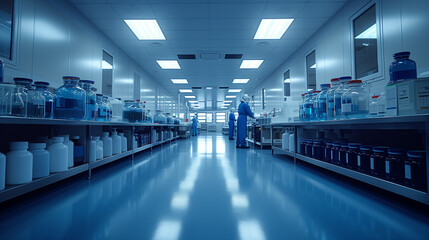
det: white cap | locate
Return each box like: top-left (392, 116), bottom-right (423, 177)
top-left (118, 133), bottom-right (124, 136)
top-left (92, 136), bottom-right (100, 140)
top-left (10, 141), bottom-right (28, 150)
top-left (29, 143), bottom-right (46, 149)
top-left (103, 132), bottom-right (110, 136)
top-left (52, 137), bottom-right (64, 143)
top-left (58, 135), bottom-right (69, 140)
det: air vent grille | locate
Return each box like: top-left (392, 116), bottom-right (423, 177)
top-left (225, 54), bottom-right (243, 59)
top-left (177, 54), bottom-right (196, 59)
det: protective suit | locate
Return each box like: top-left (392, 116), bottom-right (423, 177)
top-left (228, 108), bottom-right (236, 140)
top-left (191, 115), bottom-right (198, 136)
top-left (236, 94), bottom-right (255, 148)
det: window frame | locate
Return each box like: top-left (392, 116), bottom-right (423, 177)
top-left (206, 112), bottom-right (213, 123)
top-left (350, 0), bottom-right (384, 82)
top-left (2, 0), bottom-right (20, 69)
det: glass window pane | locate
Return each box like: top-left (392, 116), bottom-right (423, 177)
top-left (0, 0), bottom-right (14, 60)
top-left (283, 69), bottom-right (291, 99)
top-left (206, 113), bottom-right (213, 123)
top-left (306, 51), bottom-right (316, 91)
top-left (353, 4), bottom-right (378, 79)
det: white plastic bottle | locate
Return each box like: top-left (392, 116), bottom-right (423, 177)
top-left (111, 129), bottom-right (122, 155)
top-left (133, 135), bottom-right (137, 149)
top-left (48, 137), bottom-right (68, 173)
top-left (29, 143), bottom-right (50, 179)
top-left (289, 133), bottom-right (295, 153)
top-left (0, 152), bottom-right (5, 190)
top-left (59, 135), bottom-right (74, 168)
top-left (88, 138), bottom-right (96, 163)
top-left (6, 142), bottom-right (33, 184)
top-left (119, 133), bottom-right (127, 152)
top-left (102, 132), bottom-right (113, 157)
top-left (282, 132), bottom-right (290, 150)
top-left (93, 136), bottom-right (103, 160)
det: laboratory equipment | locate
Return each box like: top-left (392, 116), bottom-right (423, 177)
top-left (316, 84), bottom-right (330, 121)
top-left (0, 152), bottom-right (5, 190)
top-left (88, 138), bottom-right (96, 163)
top-left (326, 78), bottom-right (340, 120)
top-left (104, 96), bottom-right (113, 121)
top-left (385, 148), bottom-right (406, 183)
top-left (397, 78), bottom-right (429, 115)
top-left (79, 80), bottom-right (96, 121)
top-left (305, 140), bottom-right (314, 157)
top-left (347, 143), bottom-right (361, 169)
top-left (370, 146), bottom-right (389, 177)
top-left (281, 131), bottom-right (290, 150)
top-left (134, 100), bottom-right (144, 122)
top-left (55, 76), bottom-right (86, 120)
top-left (71, 136), bottom-right (84, 166)
top-left (288, 133), bottom-right (295, 153)
top-left (334, 76), bottom-right (352, 119)
top-left (368, 95), bottom-right (379, 118)
top-left (147, 110), bottom-right (152, 123)
top-left (102, 132), bottom-right (112, 157)
top-left (341, 80), bottom-right (369, 119)
top-left (111, 98), bottom-right (123, 122)
top-left (111, 129), bottom-right (122, 155)
top-left (299, 93), bottom-right (307, 121)
top-left (28, 143), bottom-right (50, 179)
top-left (0, 83), bottom-right (14, 116)
top-left (58, 135), bottom-right (74, 168)
top-left (34, 82), bottom-right (54, 119)
top-left (303, 91), bottom-right (315, 121)
top-left (96, 94), bottom-right (107, 121)
top-left (27, 86), bottom-right (45, 118)
top-left (404, 151), bottom-right (426, 191)
top-left (48, 137), bottom-right (68, 173)
top-left (119, 132), bottom-right (127, 152)
top-left (6, 141), bottom-right (33, 184)
top-left (122, 100), bottom-right (134, 122)
top-left (389, 51), bottom-right (417, 83)
top-left (357, 145), bottom-right (373, 173)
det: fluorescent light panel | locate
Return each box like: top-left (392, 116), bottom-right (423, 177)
top-left (102, 60), bottom-right (113, 70)
top-left (179, 89), bottom-right (192, 93)
top-left (184, 96), bottom-right (196, 99)
top-left (171, 79), bottom-right (188, 84)
top-left (240, 60), bottom-right (264, 69)
top-left (228, 89), bottom-right (241, 93)
top-left (157, 60), bottom-right (181, 69)
top-left (226, 96), bottom-right (237, 98)
top-left (224, 101), bottom-right (233, 103)
top-left (254, 19), bottom-right (294, 40)
top-left (355, 24), bottom-right (377, 39)
top-left (124, 20), bottom-right (165, 40)
top-left (188, 101), bottom-right (198, 103)
top-left (233, 79), bottom-right (249, 84)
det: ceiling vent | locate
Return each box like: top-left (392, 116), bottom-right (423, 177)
top-left (192, 87), bottom-right (202, 90)
top-left (200, 52), bottom-right (221, 60)
top-left (225, 54), bottom-right (243, 59)
top-left (218, 86), bottom-right (229, 90)
top-left (177, 54), bottom-right (196, 59)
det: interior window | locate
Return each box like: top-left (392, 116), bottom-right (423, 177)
top-left (0, 0), bottom-right (14, 60)
top-left (306, 50), bottom-right (316, 91)
top-left (283, 69), bottom-right (291, 100)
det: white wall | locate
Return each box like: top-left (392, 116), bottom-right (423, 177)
top-left (3, 0), bottom-right (177, 114)
top-left (250, 0), bottom-right (429, 118)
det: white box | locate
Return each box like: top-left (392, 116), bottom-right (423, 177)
top-left (397, 78), bottom-right (429, 115)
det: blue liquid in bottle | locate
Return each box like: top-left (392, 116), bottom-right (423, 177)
top-left (54, 76), bottom-right (86, 120)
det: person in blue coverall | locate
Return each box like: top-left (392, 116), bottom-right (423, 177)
top-left (228, 108), bottom-right (236, 140)
top-left (236, 94), bottom-right (255, 148)
top-left (191, 114), bottom-right (198, 136)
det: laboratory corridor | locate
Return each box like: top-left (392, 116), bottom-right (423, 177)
top-left (0, 134), bottom-right (428, 240)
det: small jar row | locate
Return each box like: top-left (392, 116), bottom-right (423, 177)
top-left (300, 139), bottom-right (427, 191)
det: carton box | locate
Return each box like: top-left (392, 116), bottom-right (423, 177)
top-left (397, 78), bottom-right (429, 115)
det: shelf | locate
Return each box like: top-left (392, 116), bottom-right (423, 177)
top-left (245, 138), bottom-right (254, 144)
top-left (272, 147), bottom-right (296, 158)
top-left (0, 164), bottom-right (89, 203)
top-left (293, 153), bottom-right (428, 204)
top-left (90, 150), bottom-right (134, 169)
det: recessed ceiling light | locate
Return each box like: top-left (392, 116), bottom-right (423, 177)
top-left (171, 79), bottom-right (188, 84)
top-left (179, 89), bottom-right (192, 93)
top-left (240, 60), bottom-right (264, 69)
top-left (206, 87), bottom-right (213, 90)
top-left (221, 107), bottom-right (228, 109)
top-left (124, 20), bottom-right (166, 40)
top-left (226, 95), bottom-right (237, 98)
top-left (188, 100), bottom-right (198, 103)
top-left (184, 96), bottom-right (196, 99)
top-left (284, 78), bottom-right (291, 83)
top-left (254, 19), bottom-right (294, 40)
top-left (224, 101), bottom-right (233, 103)
top-left (102, 60), bottom-right (113, 70)
top-left (228, 89), bottom-right (242, 93)
top-left (233, 79), bottom-right (249, 84)
top-left (157, 60), bottom-right (181, 69)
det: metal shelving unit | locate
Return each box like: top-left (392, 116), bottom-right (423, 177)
top-left (246, 124), bottom-right (271, 149)
top-left (270, 114), bottom-right (429, 205)
top-left (0, 117), bottom-right (180, 203)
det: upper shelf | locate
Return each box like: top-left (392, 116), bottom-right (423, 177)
top-left (0, 116), bottom-right (180, 127)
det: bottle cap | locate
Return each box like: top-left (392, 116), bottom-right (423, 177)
top-left (372, 95), bottom-right (380, 99)
top-left (62, 76), bottom-right (80, 80)
top-left (348, 143), bottom-right (361, 149)
top-left (118, 133), bottom-right (124, 136)
top-left (103, 132), bottom-right (110, 136)
top-left (13, 78), bottom-right (33, 84)
top-left (52, 137), bottom-right (64, 143)
top-left (71, 136), bottom-right (80, 140)
top-left (58, 135), bottom-right (69, 140)
top-left (301, 93), bottom-right (307, 96)
top-left (331, 78), bottom-right (339, 82)
top-left (92, 136), bottom-right (100, 140)
top-left (407, 150), bottom-right (425, 158)
top-left (79, 80), bottom-right (95, 84)
top-left (347, 80), bottom-right (362, 84)
top-left (10, 141), bottom-right (28, 150)
top-left (360, 145), bottom-right (374, 151)
top-left (393, 51), bottom-right (410, 58)
top-left (339, 76), bottom-right (352, 82)
top-left (29, 143), bottom-right (46, 149)
top-left (372, 146), bottom-right (389, 153)
top-left (388, 148), bottom-right (406, 155)
top-left (312, 91), bottom-right (321, 93)
top-left (34, 81), bottom-right (50, 87)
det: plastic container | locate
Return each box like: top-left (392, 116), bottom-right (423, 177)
top-left (289, 133), bottom-right (295, 153)
top-left (55, 76), bottom-right (86, 120)
top-left (358, 145), bottom-right (373, 173)
top-left (102, 132), bottom-right (112, 157)
top-left (368, 95), bottom-right (379, 118)
top-left (404, 151), bottom-right (426, 191)
top-left (331, 143), bottom-right (341, 165)
top-left (347, 143), bottom-right (361, 169)
top-left (334, 76), bottom-right (352, 119)
top-left (88, 138), bottom-right (96, 163)
top-left (29, 143), bottom-right (50, 179)
top-left (27, 86), bottom-right (45, 118)
top-left (0, 83), bottom-right (15, 116)
top-left (327, 78), bottom-right (340, 120)
top-left (325, 142), bottom-right (333, 163)
top-left (281, 132), bottom-right (290, 150)
top-left (389, 51), bottom-right (417, 84)
top-left (111, 98), bottom-right (123, 122)
top-left (119, 132), bottom-right (128, 152)
top-left (313, 141), bottom-right (324, 161)
top-left (299, 93), bottom-right (307, 121)
top-left (59, 135), bottom-right (74, 168)
top-left (71, 136), bottom-right (84, 166)
top-left (0, 152), bottom-right (6, 190)
top-left (371, 146), bottom-right (389, 177)
top-left (48, 137), bottom-right (68, 173)
top-left (111, 129), bottom-right (122, 155)
top-left (338, 143), bottom-right (349, 166)
top-left (316, 84), bottom-right (330, 121)
top-left (305, 140), bottom-right (314, 158)
top-left (34, 82), bottom-right (54, 119)
top-left (341, 80), bottom-right (369, 119)
top-left (6, 141), bottom-right (33, 184)
top-left (300, 139), bottom-right (307, 155)
top-left (93, 136), bottom-right (103, 160)
top-left (80, 80), bottom-right (96, 121)
top-left (385, 148), bottom-right (406, 183)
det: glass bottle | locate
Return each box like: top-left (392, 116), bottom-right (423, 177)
top-left (389, 51), bottom-right (417, 84)
top-left (104, 97), bottom-right (112, 121)
top-left (96, 94), bottom-right (106, 121)
top-left (11, 78), bottom-right (32, 117)
top-left (347, 143), bottom-right (361, 170)
top-left (134, 100), bottom-right (144, 123)
top-left (27, 85), bottom-right (45, 118)
top-left (341, 80), bottom-right (369, 119)
top-left (154, 110), bottom-right (164, 124)
top-left (371, 146), bottom-right (389, 178)
top-left (122, 100), bottom-right (134, 122)
top-left (54, 76), bottom-right (86, 120)
top-left (299, 93), bottom-right (307, 121)
top-left (327, 78), bottom-right (340, 120)
top-left (331, 143), bottom-right (341, 165)
top-left (0, 83), bottom-right (15, 116)
top-left (358, 145), bottom-right (373, 173)
top-left (34, 82), bottom-right (55, 119)
top-left (147, 110), bottom-right (152, 123)
top-left (166, 113), bottom-right (174, 124)
top-left (385, 148), bottom-right (406, 183)
top-left (368, 95), bottom-right (379, 118)
top-left (334, 76), bottom-right (352, 119)
top-left (339, 143), bottom-right (349, 167)
top-left (404, 151), bottom-right (426, 191)
top-left (324, 142), bottom-right (333, 163)
top-left (316, 84), bottom-right (330, 121)
top-left (79, 80), bottom-right (96, 121)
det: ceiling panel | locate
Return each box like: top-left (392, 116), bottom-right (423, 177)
top-left (111, 4), bottom-right (155, 18)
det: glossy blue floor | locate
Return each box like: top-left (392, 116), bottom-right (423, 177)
top-left (0, 133), bottom-right (428, 240)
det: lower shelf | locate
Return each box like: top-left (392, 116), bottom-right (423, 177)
top-left (273, 148), bottom-right (429, 205)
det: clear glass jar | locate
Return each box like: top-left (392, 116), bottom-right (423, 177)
top-left (134, 100), bottom-right (143, 122)
top-left (341, 80), bottom-right (369, 119)
top-left (370, 146), bottom-right (389, 178)
top-left (339, 143), bottom-right (349, 166)
top-left (147, 110), bottom-right (152, 123)
top-left (54, 76), bottom-right (86, 120)
top-left (331, 143), bottom-right (341, 165)
top-left (334, 76), bottom-right (351, 119)
top-left (34, 82), bottom-right (55, 119)
top-left (27, 86), bottom-right (45, 118)
top-left (0, 83), bottom-right (15, 116)
top-left (104, 97), bottom-right (112, 121)
top-left (96, 94), bottom-right (106, 121)
top-left (368, 95), bottom-right (379, 118)
top-left (11, 78), bottom-right (32, 117)
top-left (316, 84), bottom-right (330, 121)
top-left (122, 100), bottom-right (134, 122)
top-left (327, 78), bottom-right (340, 120)
top-left (166, 113), bottom-right (174, 124)
top-left (405, 151), bottom-right (426, 191)
top-left (313, 141), bottom-right (323, 160)
top-left (389, 51), bottom-right (417, 84)
top-left (385, 148), bottom-right (406, 183)
top-left (358, 145), bottom-right (373, 173)
top-left (110, 98), bottom-right (123, 122)
top-left (79, 80), bottom-right (96, 121)
top-left (154, 110), bottom-right (166, 124)
top-left (324, 142), bottom-right (333, 163)
top-left (303, 91), bottom-right (314, 121)
top-left (347, 143), bottom-right (361, 170)
top-left (299, 93), bottom-right (307, 121)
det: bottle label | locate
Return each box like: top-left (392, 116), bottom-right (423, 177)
top-left (357, 155), bottom-right (361, 166)
top-left (338, 152), bottom-right (341, 161)
top-left (385, 160), bottom-right (390, 174)
top-left (346, 153), bottom-right (349, 164)
top-left (370, 157), bottom-right (374, 170)
top-left (405, 164), bottom-right (411, 179)
top-left (331, 150), bottom-right (334, 160)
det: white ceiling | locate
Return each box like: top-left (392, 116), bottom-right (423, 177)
top-left (69, 0), bottom-right (348, 110)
